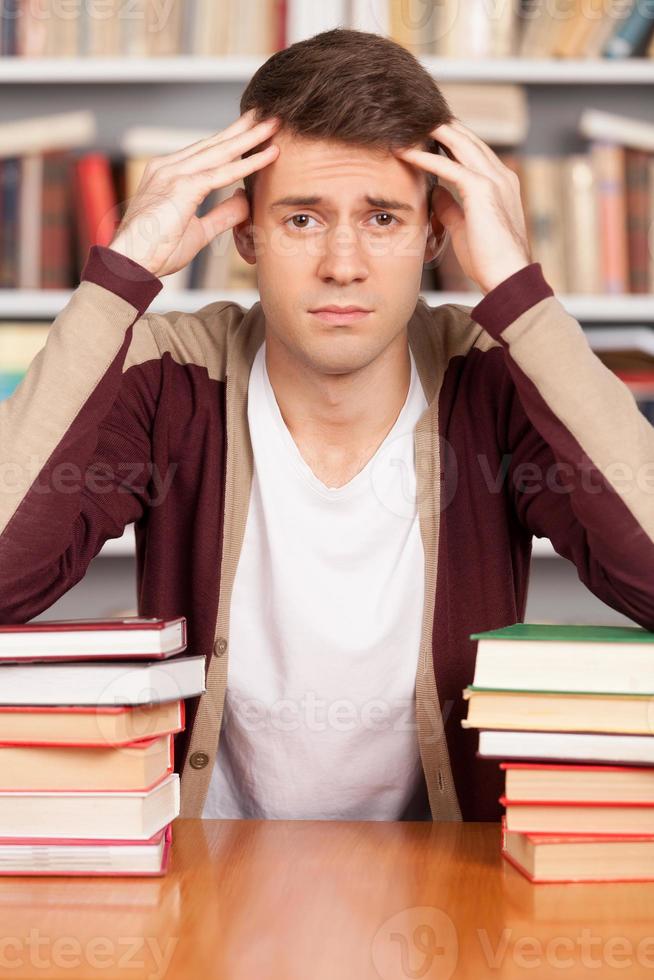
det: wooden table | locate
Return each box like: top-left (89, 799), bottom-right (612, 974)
top-left (1, 818), bottom-right (654, 979)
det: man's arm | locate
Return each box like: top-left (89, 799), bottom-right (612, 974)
top-left (0, 245), bottom-right (163, 622)
top-left (470, 261), bottom-right (654, 631)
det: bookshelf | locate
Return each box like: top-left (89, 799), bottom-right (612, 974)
top-left (2, 289), bottom-right (653, 322)
top-left (3, 45), bottom-right (653, 606)
top-left (96, 522), bottom-right (559, 559)
top-left (0, 55), bottom-right (654, 85)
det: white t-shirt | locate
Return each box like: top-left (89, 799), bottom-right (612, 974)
top-left (201, 340), bottom-right (430, 820)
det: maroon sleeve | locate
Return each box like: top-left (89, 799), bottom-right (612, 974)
top-left (471, 263), bottom-right (654, 631)
top-left (0, 246), bottom-right (163, 622)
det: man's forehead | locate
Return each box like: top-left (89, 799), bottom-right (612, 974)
top-left (257, 130), bottom-right (425, 204)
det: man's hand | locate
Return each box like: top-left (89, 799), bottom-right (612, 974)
top-left (393, 119), bottom-right (532, 295)
top-left (109, 109), bottom-right (282, 278)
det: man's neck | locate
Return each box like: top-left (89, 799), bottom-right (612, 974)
top-left (263, 330), bottom-right (411, 488)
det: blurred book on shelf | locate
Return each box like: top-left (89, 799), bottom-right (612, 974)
top-left (2, 0), bottom-right (284, 57)
top-left (436, 106), bottom-right (654, 297)
top-left (1, 0), bottom-right (653, 58)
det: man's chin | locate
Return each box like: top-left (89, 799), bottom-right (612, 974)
top-left (297, 342), bottom-right (385, 378)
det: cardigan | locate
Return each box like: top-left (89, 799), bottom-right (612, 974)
top-left (1, 243), bottom-right (652, 821)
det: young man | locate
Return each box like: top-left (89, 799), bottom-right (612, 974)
top-left (1, 29), bottom-right (652, 823)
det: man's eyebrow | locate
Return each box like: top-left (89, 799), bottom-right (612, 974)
top-left (269, 194), bottom-right (415, 212)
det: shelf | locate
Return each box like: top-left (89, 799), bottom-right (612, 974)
top-left (531, 538), bottom-right (557, 558)
top-left (98, 525), bottom-right (558, 559)
top-left (98, 523), bottom-right (135, 557)
top-left (0, 55), bottom-right (653, 85)
top-left (1, 288), bottom-right (653, 322)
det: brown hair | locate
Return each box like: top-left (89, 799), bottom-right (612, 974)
top-left (239, 27), bottom-right (455, 217)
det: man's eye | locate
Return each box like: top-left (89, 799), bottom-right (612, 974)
top-left (284, 212), bottom-right (399, 230)
top-left (285, 214), bottom-right (318, 230)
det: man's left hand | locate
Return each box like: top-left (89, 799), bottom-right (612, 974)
top-left (393, 119), bottom-right (533, 295)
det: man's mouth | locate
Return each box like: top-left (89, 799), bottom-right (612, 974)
top-left (309, 305), bottom-right (372, 323)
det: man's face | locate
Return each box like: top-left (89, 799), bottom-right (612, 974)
top-left (235, 127), bottom-right (437, 376)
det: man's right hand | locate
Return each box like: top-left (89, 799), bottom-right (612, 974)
top-left (108, 108), bottom-right (282, 278)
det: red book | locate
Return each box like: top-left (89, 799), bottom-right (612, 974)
top-left (0, 615), bottom-right (187, 661)
top-left (74, 151), bottom-right (120, 264)
top-left (0, 823), bottom-right (173, 877)
top-left (501, 814), bottom-right (654, 883)
top-left (0, 701), bottom-right (185, 747)
top-left (500, 794), bottom-right (654, 835)
top-left (0, 733), bottom-right (174, 793)
top-left (501, 761), bottom-right (654, 804)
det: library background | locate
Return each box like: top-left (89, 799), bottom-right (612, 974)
top-left (0, 0), bottom-right (652, 625)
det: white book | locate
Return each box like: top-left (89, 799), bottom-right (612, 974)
top-left (0, 825), bottom-right (171, 875)
top-left (478, 729), bottom-right (654, 766)
top-left (0, 615), bottom-right (187, 660)
top-left (121, 125), bottom-right (214, 158)
top-left (472, 635), bottom-right (654, 695)
top-left (286, 0), bottom-right (348, 45)
top-left (583, 326), bottom-right (654, 357)
top-left (0, 773), bottom-right (179, 840)
top-left (0, 111), bottom-right (96, 159)
top-left (0, 655), bottom-right (206, 704)
top-left (580, 108), bottom-right (654, 155)
top-left (349, 0), bottom-right (390, 36)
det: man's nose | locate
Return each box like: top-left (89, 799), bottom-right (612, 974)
top-left (316, 224), bottom-right (370, 283)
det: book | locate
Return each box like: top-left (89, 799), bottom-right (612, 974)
top-left (0, 772), bottom-right (179, 840)
top-left (0, 654), bottom-right (206, 705)
top-left (0, 615), bottom-right (187, 660)
top-left (0, 701), bottom-right (184, 746)
top-left (502, 762), bottom-right (654, 804)
top-left (584, 325), bottom-right (654, 362)
top-left (0, 734), bottom-right (173, 792)
top-left (501, 796), bottom-right (654, 835)
top-left (603, 1), bottom-right (654, 57)
top-left (477, 729), bottom-right (654, 767)
top-left (468, 622), bottom-right (654, 694)
top-left (461, 687), bottom-right (654, 733)
top-left (0, 110), bottom-right (96, 157)
top-left (501, 816), bottom-right (654, 883)
top-left (0, 823), bottom-right (172, 877)
top-left (580, 108), bottom-right (654, 155)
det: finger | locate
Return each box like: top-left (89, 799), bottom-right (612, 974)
top-left (161, 118), bottom-right (281, 177)
top-left (154, 111), bottom-right (280, 169)
top-left (436, 119), bottom-right (507, 175)
top-left (195, 143), bottom-right (280, 193)
top-left (199, 188), bottom-right (250, 238)
top-left (431, 122), bottom-right (507, 179)
top-left (448, 120), bottom-right (511, 176)
top-left (394, 143), bottom-right (478, 185)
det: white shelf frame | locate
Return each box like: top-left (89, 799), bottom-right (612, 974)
top-left (98, 524), bottom-right (558, 559)
top-left (2, 289), bottom-right (654, 322)
top-left (0, 55), bottom-right (653, 84)
top-left (2, 52), bottom-right (648, 567)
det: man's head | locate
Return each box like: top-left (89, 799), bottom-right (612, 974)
top-left (233, 28), bottom-right (455, 377)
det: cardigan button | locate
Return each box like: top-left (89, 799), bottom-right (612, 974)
top-left (189, 751), bottom-right (209, 770)
top-left (214, 637), bottom-right (228, 657)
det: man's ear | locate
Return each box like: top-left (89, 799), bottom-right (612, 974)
top-left (232, 210), bottom-right (257, 266)
top-left (424, 207), bottom-right (446, 264)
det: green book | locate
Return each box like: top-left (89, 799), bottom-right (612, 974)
top-left (470, 623), bottom-right (654, 644)
top-left (469, 622), bottom-right (654, 696)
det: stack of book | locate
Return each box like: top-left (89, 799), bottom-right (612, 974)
top-left (0, 615), bottom-right (206, 876)
top-left (462, 621), bottom-right (654, 883)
